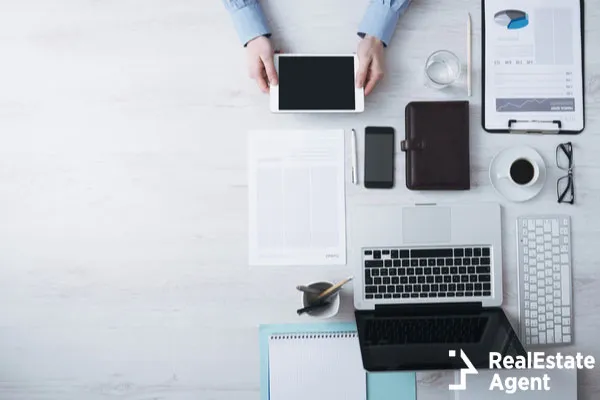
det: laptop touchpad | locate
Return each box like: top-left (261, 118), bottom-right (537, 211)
top-left (402, 207), bottom-right (451, 244)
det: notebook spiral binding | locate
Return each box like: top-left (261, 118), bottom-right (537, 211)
top-left (270, 331), bottom-right (357, 340)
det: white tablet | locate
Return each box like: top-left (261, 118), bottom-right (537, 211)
top-left (270, 54), bottom-right (364, 113)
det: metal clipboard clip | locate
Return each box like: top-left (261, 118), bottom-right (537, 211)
top-left (507, 119), bottom-right (562, 134)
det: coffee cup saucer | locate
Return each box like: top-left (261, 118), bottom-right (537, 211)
top-left (489, 146), bottom-right (546, 202)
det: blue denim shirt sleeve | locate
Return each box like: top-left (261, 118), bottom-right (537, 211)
top-left (223, 0), bottom-right (271, 46)
top-left (357, 0), bottom-right (412, 46)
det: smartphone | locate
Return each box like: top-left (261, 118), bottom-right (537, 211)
top-left (364, 126), bottom-right (395, 189)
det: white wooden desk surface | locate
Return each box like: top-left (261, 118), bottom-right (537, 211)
top-left (0, 0), bottom-right (599, 399)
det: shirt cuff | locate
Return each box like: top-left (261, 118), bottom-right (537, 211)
top-left (357, 2), bottom-right (405, 46)
top-left (229, 2), bottom-right (272, 46)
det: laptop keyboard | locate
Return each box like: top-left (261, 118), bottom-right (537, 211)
top-left (364, 316), bottom-right (488, 345)
top-left (363, 247), bottom-right (493, 299)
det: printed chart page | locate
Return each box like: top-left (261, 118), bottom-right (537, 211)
top-left (484, 0), bottom-right (584, 131)
top-left (248, 130), bottom-right (346, 266)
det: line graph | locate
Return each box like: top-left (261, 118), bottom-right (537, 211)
top-left (496, 98), bottom-right (575, 112)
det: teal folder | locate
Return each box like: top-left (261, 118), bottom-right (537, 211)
top-left (259, 323), bottom-right (417, 400)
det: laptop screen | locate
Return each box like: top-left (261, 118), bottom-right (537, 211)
top-left (355, 307), bottom-right (525, 371)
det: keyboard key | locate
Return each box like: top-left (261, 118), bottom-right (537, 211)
top-left (466, 283), bottom-right (474, 291)
top-left (389, 268), bottom-right (397, 275)
top-left (466, 292), bottom-right (474, 297)
top-left (447, 293), bottom-right (455, 297)
top-left (373, 250), bottom-right (381, 259)
top-left (366, 294), bottom-right (374, 299)
top-left (425, 268), bottom-right (432, 275)
top-left (391, 250), bottom-right (399, 259)
top-left (382, 250), bottom-right (390, 255)
top-left (450, 267), bottom-right (458, 274)
top-left (393, 259), bottom-right (401, 267)
top-left (411, 260), bottom-right (418, 267)
top-left (474, 291), bottom-right (482, 296)
top-left (364, 250), bottom-right (373, 256)
top-left (483, 283), bottom-right (491, 290)
top-left (456, 292), bottom-right (464, 297)
top-left (457, 283), bottom-right (465, 291)
top-left (401, 293), bottom-right (409, 298)
top-left (393, 294), bottom-right (401, 298)
top-left (411, 249), bottom-right (453, 258)
top-left (475, 283), bottom-right (482, 290)
top-left (465, 248), bottom-right (473, 257)
top-left (474, 248), bottom-right (482, 257)
top-left (402, 260), bottom-right (410, 267)
top-left (442, 267), bottom-right (450, 274)
top-left (366, 286), bottom-right (377, 293)
top-left (438, 293), bottom-right (447, 297)
top-left (428, 259), bottom-right (436, 266)
top-left (383, 277), bottom-right (391, 284)
top-left (454, 248), bottom-right (464, 257)
top-left (435, 276), bottom-right (443, 283)
top-left (479, 275), bottom-right (491, 282)
top-left (481, 257), bottom-right (491, 265)
top-left (426, 276), bottom-right (434, 283)
top-left (409, 277), bottom-right (416, 284)
top-left (385, 260), bottom-right (392, 267)
top-left (433, 267), bottom-right (441, 274)
top-left (417, 276), bottom-right (425, 284)
top-left (444, 276), bottom-right (452, 283)
top-left (459, 267), bottom-right (466, 274)
top-left (428, 293), bottom-right (438, 297)
top-left (445, 258), bottom-right (454, 266)
top-left (476, 266), bottom-right (490, 274)
top-left (387, 285), bottom-right (395, 293)
top-left (472, 258), bottom-right (480, 265)
top-left (470, 275), bottom-right (478, 282)
top-left (463, 258), bottom-right (471, 266)
top-left (449, 284), bottom-right (457, 291)
top-left (381, 269), bottom-right (389, 276)
top-left (454, 258), bottom-right (462, 266)
top-left (374, 277), bottom-right (382, 285)
top-left (461, 276), bottom-right (469, 283)
top-left (392, 276), bottom-right (399, 284)
top-left (379, 285), bottom-right (387, 293)
top-left (405, 286), bottom-right (412, 293)
top-left (400, 277), bottom-right (408, 284)
top-left (384, 294), bottom-right (392, 299)
top-left (482, 248), bottom-right (490, 256)
top-left (483, 291), bottom-right (491, 296)
top-left (400, 250), bottom-right (410, 258)
top-left (419, 259), bottom-right (427, 266)
top-left (452, 276), bottom-right (460, 283)
top-left (436, 258), bottom-right (445, 266)
top-left (431, 284), bottom-right (439, 291)
top-left (467, 266), bottom-right (475, 274)
top-left (407, 268), bottom-right (415, 275)
top-left (440, 284), bottom-right (448, 291)
top-left (366, 260), bottom-right (383, 268)
top-left (419, 293), bottom-right (427, 298)
top-left (416, 268), bottom-right (424, 275)
top-left (411, 293), bottom-right (419, 298)
top-left (422, 284), bottom-right (430, 292)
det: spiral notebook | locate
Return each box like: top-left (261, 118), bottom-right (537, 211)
top-left (259, 323), bottom-right (416, 400)
top-left (269, 331), bottom-right (366, 400)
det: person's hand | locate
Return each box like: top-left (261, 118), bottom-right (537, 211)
top-left (246, 36), bottom-right (278, 93)
top-left (356, 35), bottom-right (385, 96)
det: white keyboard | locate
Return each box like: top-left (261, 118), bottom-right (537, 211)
top-left (517, 215), bottom-right (573, 346)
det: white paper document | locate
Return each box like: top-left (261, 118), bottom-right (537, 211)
top-left (484, 0), bottom-right (584, 132)
top-left (248, 130), bottom-right (346, 266)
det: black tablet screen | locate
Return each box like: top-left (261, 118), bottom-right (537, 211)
top-left (278, 56), bottom-right (356, 110)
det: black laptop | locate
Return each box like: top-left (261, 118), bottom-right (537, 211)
top-left (355, 302), bottom-right (526, 371)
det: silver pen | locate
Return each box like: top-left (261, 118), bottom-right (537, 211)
top-left (351, 129), bottom-right (358, 185)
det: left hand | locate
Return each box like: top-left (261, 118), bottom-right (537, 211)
top-left (356, 35), bottom-right (385, 96)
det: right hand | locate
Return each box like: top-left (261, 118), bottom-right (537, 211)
top-left (246, 36), bottom-right (278, 93)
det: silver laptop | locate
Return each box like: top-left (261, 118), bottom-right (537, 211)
top-left (350, 203), bottom-right (503, 310)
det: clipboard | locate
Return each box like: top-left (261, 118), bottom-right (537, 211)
top-left (481, 0), bottom-right (585, 134)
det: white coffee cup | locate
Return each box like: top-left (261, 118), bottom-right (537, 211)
top-left (498, 157), bottom-right (540, 187)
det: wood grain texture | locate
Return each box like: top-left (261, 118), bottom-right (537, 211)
top-left (0, 0), bottom-right (599, 399)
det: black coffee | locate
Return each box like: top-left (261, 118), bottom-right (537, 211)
top-left (510, 159), bottom-right (535, 185)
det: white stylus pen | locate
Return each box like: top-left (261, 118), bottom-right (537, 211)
top-left (351, 129), bottom-right (358, 185)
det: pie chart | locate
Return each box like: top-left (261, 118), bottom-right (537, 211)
top-left (494, 10), bottom-right (529, 29)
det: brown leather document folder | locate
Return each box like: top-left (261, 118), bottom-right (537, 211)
top-left (401, 101), bottom-right (470, 190)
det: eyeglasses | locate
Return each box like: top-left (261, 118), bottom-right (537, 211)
top-left (556, 142), bottom-right (574, 204)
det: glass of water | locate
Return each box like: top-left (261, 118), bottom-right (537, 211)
top-left (424, 50), bottom-right (461, 89)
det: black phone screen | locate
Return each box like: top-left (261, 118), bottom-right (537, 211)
top-left (364, 127), bottom-right (395, 188)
